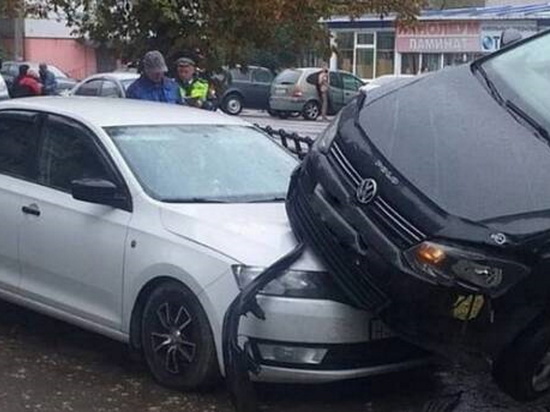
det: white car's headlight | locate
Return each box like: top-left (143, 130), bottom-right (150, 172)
top-left (314, 112), bottom-right (341, 154)
top-left (232, 265), bottom-right (342, 299)
top-left (404, 241), bottom-right (529, 297)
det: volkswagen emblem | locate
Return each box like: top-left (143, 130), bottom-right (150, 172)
top-left (356, 178), bottom-right (377, 204)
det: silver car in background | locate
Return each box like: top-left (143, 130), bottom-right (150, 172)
top-left (0, 74), bottom-right (9, 101)
top-left (70, 72), bottom-right (139, 98)
top-left (269, 68), bottom-right (364, 121)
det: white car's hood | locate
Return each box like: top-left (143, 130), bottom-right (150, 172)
top-left (160, 203), bottom-right (325, 271)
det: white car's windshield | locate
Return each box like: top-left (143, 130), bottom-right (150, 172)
top-left (106, 124), bottom-right (297, 202)
top-left (481, 31), bottom-right (550, 134)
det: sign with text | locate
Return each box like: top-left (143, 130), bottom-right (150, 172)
top-left (480, 21), bottom-right (537, 52)
top-left (396, 21), bottom-right (481, 53)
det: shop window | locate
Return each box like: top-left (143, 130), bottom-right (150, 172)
top-left (443, 53), bottom-right (483, 67)
top-left (337, 50), bottom-right (354, 73)
top-left (376, 33), bottom-right (395, 77)
top-left (336, 32), bottom-right (354, 49)
top-left (356, 49), bottom-right (374, 79)
top-left (357, 33), bottom-right (374, 45)
top-left (421, 54), bottom-right (441, 73)
top-left (376, 32), bottom-right (395, 50)
top-left (401, 53), bottom-right (420, 75)
top-left (336, 32), bottom-right (355, 73)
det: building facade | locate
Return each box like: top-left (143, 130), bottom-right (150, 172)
top-left (0, 18), bottom-right (105, 80)
top-left (326, 3), bottom-right (550, 80)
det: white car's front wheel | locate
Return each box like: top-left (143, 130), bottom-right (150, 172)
top-left (141, 280), bottom-right (219, 390)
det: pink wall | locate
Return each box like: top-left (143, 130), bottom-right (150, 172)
top-left (24, 38), bottom-right (96, 80)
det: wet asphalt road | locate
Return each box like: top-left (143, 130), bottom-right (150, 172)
top-left (2, 298), bottom-right (550, 412)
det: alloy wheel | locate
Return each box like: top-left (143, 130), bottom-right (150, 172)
top-left (150, 302), bottom-right (197, 374)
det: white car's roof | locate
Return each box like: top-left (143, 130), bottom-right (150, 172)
top-left (0, 97), bottom-right (248, 127)
top-left (84, 72), bottom-right (140, 81)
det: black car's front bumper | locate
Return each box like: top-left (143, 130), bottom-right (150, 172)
top-left (286, 152), bottom-right (544, 361)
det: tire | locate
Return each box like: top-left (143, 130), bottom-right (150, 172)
top-left (141, 280), bottom-right (219, 390)
top-left (267, 108), bottom-right (278, 117)
top-left (492, 322), bottom-right (550, 401)
top-left (302, 100), bottom-right (320, 121)
top-left (278, 111), bottom-right (291, 119)
top-left (222, 93), bottom-right (243, 115)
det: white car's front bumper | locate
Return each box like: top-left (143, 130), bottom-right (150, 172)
top-left (240, 295), bottom-right (431, 383)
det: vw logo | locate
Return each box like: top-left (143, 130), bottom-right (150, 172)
top-left (356, 178), bottom-right (377, 204)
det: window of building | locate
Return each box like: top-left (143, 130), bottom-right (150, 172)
top-left (401, 53), bottom-right (420, 75)
top-left (356, 48), bottom-right (374, 79)
top-left (376, 32), bottom-right (395, 76)
top-left (336, 32), bottom-right (354, 73)
top-left (421, 54), bottom-right (442, 73)
top-left (357, 33), bottom-right (374, 45)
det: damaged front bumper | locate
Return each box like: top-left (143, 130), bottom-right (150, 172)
top-left (285, 156), bottom-right (546, 363)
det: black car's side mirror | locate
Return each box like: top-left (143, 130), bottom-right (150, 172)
top-left (71, 178), bottom-right (128, 210)
top-left (501, 28), bottom-right (522, 48)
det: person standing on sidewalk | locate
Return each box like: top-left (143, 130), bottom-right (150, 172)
top-left (39, 63), bottom-right (58, 95)
top-left (317, 65), bottom-right (329, 121)
top-left (126, 50), bottom-right (181, 104)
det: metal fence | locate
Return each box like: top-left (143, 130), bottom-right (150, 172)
top-left (255, 124), bottom-right (314, 160)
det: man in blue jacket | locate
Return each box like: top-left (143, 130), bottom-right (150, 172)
top-left (126, 50), bottom-right (181, 104)
top-left (39, 63), bottom-right (58, 95)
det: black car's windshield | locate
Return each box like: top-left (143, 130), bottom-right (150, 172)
top-left (359, 32), bottom-right (550, 222)
top-left (480, 32), bottom-right (550, 135)
top-left (106, 124), bottom-right (297, 202)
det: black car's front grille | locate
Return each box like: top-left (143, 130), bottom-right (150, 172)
top-left (288, 177), bottom-right (390, 312)
top-left (329, 143), bottom-right (425, 248)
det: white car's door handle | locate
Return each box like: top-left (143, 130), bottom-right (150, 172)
top-left (21, 204), bottom-right (40, 217)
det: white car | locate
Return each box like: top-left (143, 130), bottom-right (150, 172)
top-left (70, 72), bottom-right (139, 98)
top-left (0, 97), bottom-right (428, 389)
top-left (0, 74), bottom-right (9, 100)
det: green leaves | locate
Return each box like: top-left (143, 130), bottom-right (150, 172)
top-left (19, 0), bottom-right (423, 69)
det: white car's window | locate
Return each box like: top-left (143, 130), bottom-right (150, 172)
top-left (75, 80), bottom-right (103, 96)
top-left (38, 117), bottom-right (111, 192)
top-left (99, 80), bottom-right (122, 98)
top-left (0, 113), bottom-right (36, 179)
top-left (107, 125), bottom-right (298, 202)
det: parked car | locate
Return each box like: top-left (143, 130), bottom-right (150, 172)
top-left (0, 97), bottom-right (429, 390)
top-left (216, 66), bottom-right (274, 115)
top-left (1, 61), bottom-right (78, 96)
top-left (269, 68), bottom-right (365, 121)
top-left (0, 74), bottom-right (9, 101)
top-left (70, 72), bottom-right (140, 97)
top-left (361, 74), bottom-right (414, 92)
top-left (286, 29), bottom-right (550, 401)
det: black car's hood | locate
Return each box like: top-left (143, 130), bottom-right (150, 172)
top-left (353, 65), bottom-right (550, 241)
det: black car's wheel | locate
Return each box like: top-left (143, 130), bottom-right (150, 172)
top-left (492, 322), bottom-right (550, 401)
top-left (141, 280), bottom-right (219, 390)
top-left (302, 100), bottom-right (320, 121)
top-left (222, 93), bottom-right (243, 115)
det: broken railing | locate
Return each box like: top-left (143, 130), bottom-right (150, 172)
top-left (255, 124), bottom-right (314, 160)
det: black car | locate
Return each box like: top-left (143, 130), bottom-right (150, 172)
top-left (217, 66), bottom-right (274, 115)
top-left (286, 30), bottom-right (550, 401)
top-left (1, 61), bottom-right (78, 96)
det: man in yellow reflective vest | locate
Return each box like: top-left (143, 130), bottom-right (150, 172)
top-left (175, 57), bottom-right (213, 110)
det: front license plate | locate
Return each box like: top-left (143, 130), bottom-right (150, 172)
top-left (369, 318), bottom-right (396, 341)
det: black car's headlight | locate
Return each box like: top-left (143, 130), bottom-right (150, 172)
top-left (404, 241), bottom-right (529, 297)
top-left (314, 112), bottom-right (340, 153)
top-left (232, 265), bottom-right (340, 299)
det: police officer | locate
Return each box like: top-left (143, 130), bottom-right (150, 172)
top-left (175, 57), bottom-right (212, 109)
